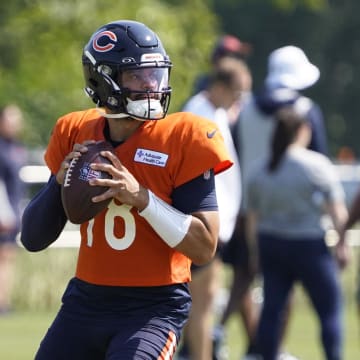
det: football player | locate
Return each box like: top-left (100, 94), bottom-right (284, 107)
top-left (20, 20), bottom-right (232, 359)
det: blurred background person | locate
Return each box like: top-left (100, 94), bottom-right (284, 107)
top-left (210, 60), bottom-right (259, 360)
top-left (238, 45), bottom-right (328, 215)
top-left (177, 67), bottom-right (243, 360)
top-left (192, 34), bottom-right (252, 96)
top-left (246, 105), bottom-right (349, 360)
top-left (175, 34), bottom-right (254, 360)
top-left (217, 55), bottom-right (253, 138)
top-left (338, 188), bottom-right (360, 320)
top-left (191, 34), bottom-right (253, 135)
top-left (221, 45), bottom-right (328, 359)
top-left (0, 104), bottom-right (28, 314)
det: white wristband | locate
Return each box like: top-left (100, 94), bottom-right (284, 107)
top-left (139, 190), bottom-right (192, 248)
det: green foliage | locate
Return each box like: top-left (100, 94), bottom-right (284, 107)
top-left (3, 0), bottom-right (360, 157)
top-left (0, 0), bottom-right (218, 147)
top-left (211, 0), bottom-right (360, 158)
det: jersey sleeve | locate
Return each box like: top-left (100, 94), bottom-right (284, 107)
top-left (44, 114), bottom-right (78, 174)
top-left (172, 112), bottom-right (233, 188)
top-left (44, 109), bottom-right (101, 174)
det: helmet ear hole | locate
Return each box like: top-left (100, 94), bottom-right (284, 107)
top-left (92, 95), bottom-right (101, 105)
top-left (84, 87), bottom-right (101, 105)
top-left (89, 78), bottom-right (98, 87)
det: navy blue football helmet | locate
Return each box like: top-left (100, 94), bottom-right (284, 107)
top-left (82, 20), bottom-right (172, 120)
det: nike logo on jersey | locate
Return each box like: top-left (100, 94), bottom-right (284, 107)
top-left (203, 170), bottom-right (211, 180)
top-left (134, 148), bottom-right (169, 167)
top-left (207, 129), bottom-right (217, 138)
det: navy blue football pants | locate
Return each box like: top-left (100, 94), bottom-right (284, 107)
top-left (34, 278), bottom-right (191, 360)
top-left (256, 234), bottom-right (343, 360)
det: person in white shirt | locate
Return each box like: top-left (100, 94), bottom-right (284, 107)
top-left (178, 68), bottom-right (243, 360)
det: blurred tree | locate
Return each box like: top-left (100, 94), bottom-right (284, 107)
top-left (210, 0), bottom-right (360, 158)
top-left (3, 0), bottom-right (360, 158)
top-left (0, 0), bottom-right (218, 148)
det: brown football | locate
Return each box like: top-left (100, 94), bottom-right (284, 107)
top-left (61, 141), bottom-right (114, 224)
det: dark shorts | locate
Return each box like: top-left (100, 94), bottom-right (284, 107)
top-left (35, 278), bottom-right (191, 360)
top-left (190, 239), bottom-right (230, 273)
top-left (190, 214), bottom-right (254, 275)
top-left (221, 214), bottom-right (252, 270)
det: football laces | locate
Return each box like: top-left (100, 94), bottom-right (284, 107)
top-left (63, 157), bottom-right (79, 188)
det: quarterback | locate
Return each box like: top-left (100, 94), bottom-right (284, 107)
top-left (20, 20), bottom-right (232, 359)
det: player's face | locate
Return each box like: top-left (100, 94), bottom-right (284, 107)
top-left (120, 68), bottom-right (169, 100)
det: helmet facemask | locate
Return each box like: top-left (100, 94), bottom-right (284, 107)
top-left (110, 65), bottom-right (171, 120)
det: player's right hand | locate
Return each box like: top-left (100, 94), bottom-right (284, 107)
top-left (55, 140), bottom-right (96, 185)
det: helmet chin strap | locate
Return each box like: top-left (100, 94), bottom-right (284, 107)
top-left (97, 98), bottom-right (163, 120)
top-left (126, 98), bottom-right (164, 120)
top-left (96, 108), bottom-right (129, 119)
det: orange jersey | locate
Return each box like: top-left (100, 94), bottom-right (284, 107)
top-left (45, 108), bottom-right (232, 286)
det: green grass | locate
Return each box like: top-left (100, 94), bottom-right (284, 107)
top-left (1, 248), bottom-right (359, 359)
top-left (224, 291), bottom-right (359, 360)
top-left (284, 303), bottom-right (359, 360)
top-left (222, 253), bottom-right (360, 360)
top-left (0, 304), bottom-right (358, 359)
top-left (0, 311), bottom-right (53, 360)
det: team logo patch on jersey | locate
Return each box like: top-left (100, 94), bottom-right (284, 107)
top-left (79, 162), bottom-right (101, 181)
top-left (134, 148), bottom-right (168, 167)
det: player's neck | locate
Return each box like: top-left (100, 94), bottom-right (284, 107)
top-left (106, 117), bottom-right (143, 143)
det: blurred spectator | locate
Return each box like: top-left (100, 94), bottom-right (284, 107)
top-left (192, 34), bottom-right (252, 96)
top-left (239, 45), bottom-right (327, 198)
top-left (246, 106), bottom-right (349, 360)
top-left (178, 34), bottom-right (255, 360)
top-left (338, 188), bottom-right (360, 319)
top-left (0, 104), bottom-right (28, 314)
top-left (208, 61), bottom-right (258, 359)
top-left (336, 146), bottom-right (356, 163)
top-left (216, 56), bottom-right (253, 132)
top-left (191, 34), bottom-right (252, 135)
top-left (177, 68), bottom-right (243, 360)
top-left (223, 45), bottom-right (329, 358)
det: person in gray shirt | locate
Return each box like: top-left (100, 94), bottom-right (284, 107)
top-left (246, 106), bottom-right (350, 360)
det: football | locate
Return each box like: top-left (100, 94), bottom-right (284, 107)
top-left (61, 141), bottom-right (114, 224)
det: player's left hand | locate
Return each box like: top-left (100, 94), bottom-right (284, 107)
top-left (89, 150), bottom-right (149, 211)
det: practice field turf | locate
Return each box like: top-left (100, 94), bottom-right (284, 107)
top-left (224, 291), bottom-right (359, 359)
top-left (0, 303), bottom-right (358, 359)
top-left (1, 248), bottom-right (359, 359)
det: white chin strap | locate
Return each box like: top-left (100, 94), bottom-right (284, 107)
top-left (97, 109), bottom-right (129, 119)
top-left (97, 98), bottom-right (164, 120)
top-left (126, 98), bottom-right (164, 120)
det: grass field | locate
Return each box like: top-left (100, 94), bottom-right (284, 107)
top-left (0, 248), bottom-right (359, 359)
top-left (224, 289), bottom-right (359, 359)
top-left (0, 303), bottom-right (358, 359)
